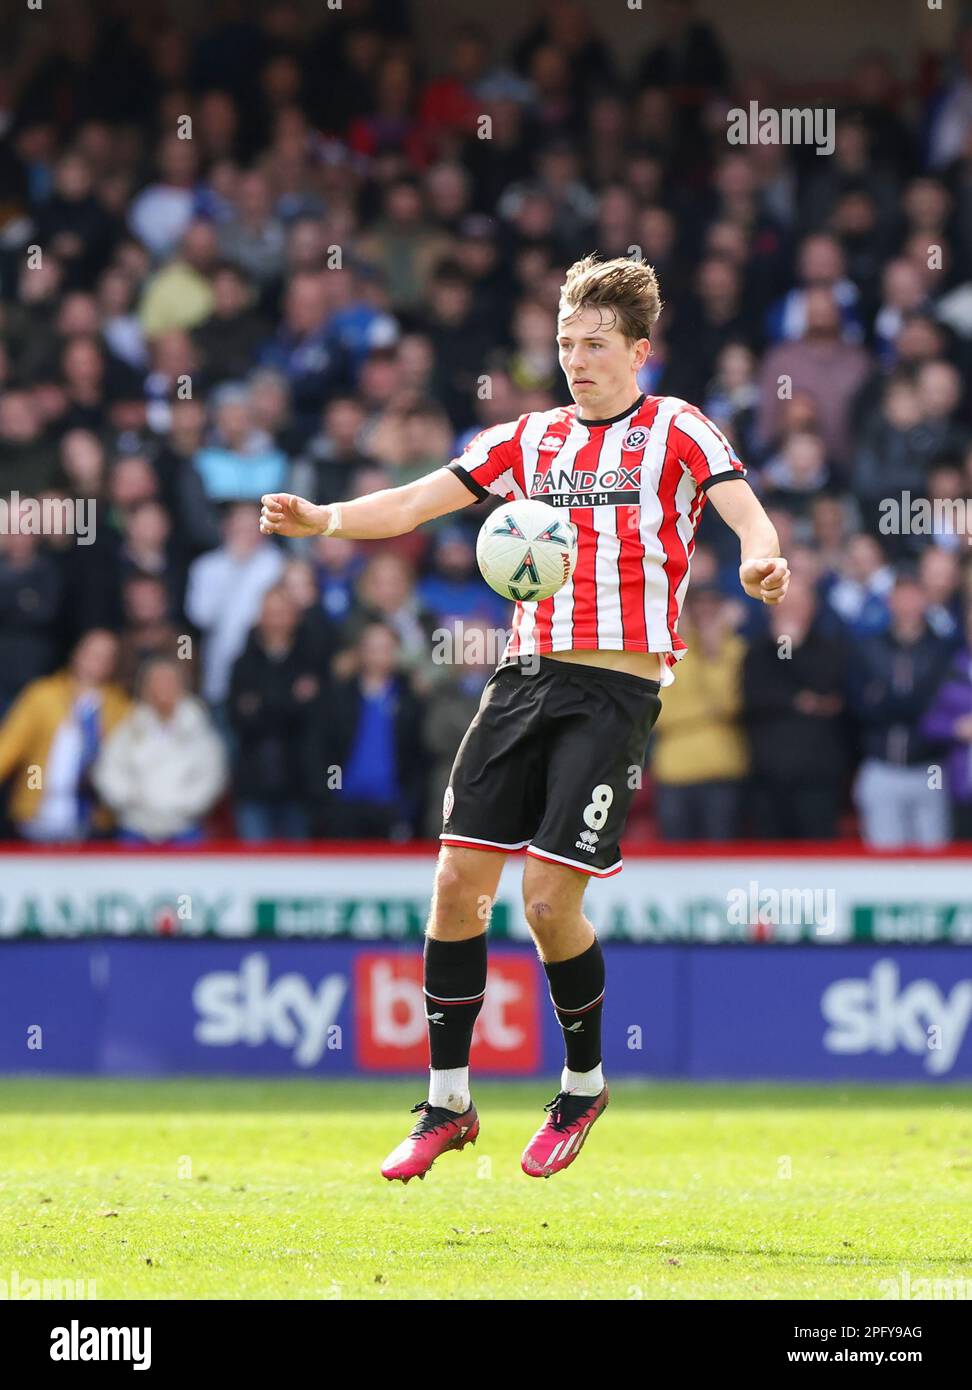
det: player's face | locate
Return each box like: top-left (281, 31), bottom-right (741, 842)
top-left (557, 306), bottom-right (648, 417)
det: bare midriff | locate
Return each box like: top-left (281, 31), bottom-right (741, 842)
top-left (544, 648), bottom-right (663, 682)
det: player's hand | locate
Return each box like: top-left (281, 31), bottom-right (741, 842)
top-left (260, 493), bottom-right (326, 538)
top-left (739, 556), bottom-right (790, 605)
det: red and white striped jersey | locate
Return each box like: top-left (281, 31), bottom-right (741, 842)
top-left (448, 393), bottom-right (747, 685)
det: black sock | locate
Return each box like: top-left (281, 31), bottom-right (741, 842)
top-left (424, 934), bottom-right (488, 1070)
top-left (543, 938), bottom-right (605, 1074)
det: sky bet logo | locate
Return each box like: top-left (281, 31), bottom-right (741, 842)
top-left (822, 960), bottom-right (972, 1075)
top-left (355, 952), bottom-right (539, 1072)
top-left (193, 954), bottom-right (346, 1065)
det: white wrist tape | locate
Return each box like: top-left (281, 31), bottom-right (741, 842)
top-left (322, 504), bottom-right (342, 537)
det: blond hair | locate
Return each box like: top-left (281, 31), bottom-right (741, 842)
top-left (558, 254), bottom-right (662, 342)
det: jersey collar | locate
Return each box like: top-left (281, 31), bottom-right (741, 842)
top-left (575, 393), bottom-right (646, 429)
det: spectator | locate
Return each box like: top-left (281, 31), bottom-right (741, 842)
top-left (248, 368), bottom-right (301, 455)
top-left (138, 220), bottom-right (218, 337)
top-left (421, 617), bottom-right (495, 836)
top-left (190, 261), bottom-right (269, 382)
top-left (291, 396), bottom-right (372, 502)
top-left (311, 621), bottom-right (426, 839)
top-left (0, 525), bottom-right (62, 716)
top-left (666, 256), bottom-right (754, 405)
top-left (810, 494), bottom-right (854, 583)
top-left (701, 341), bottom-right (760, 457)
top-left (257, 271), bottom-right (349, 429)
top-left (346, 53), bottom-right (430, 168)
top-left (765, 233), bottom-right (863, 346)
top-left (184, 502), bottom-right (285, 704)
top-left (228, 585), bottom-right (322, 841)
top-left (852, 375), bottom-right (927, 540)
top-left (356, 177), bottom-right (453, 314)
top-left (502, 297), bottom-right (559, 394)
top-left (919, 547), bottom-right (964, 643)
top-left (913, 360), bottom-right (970, 461)
top-left (921, 602), bottom-right (972, 839)
top-left (218, 169), bottom-right (287, 287)
top-left (280, 558), bottom-right (339, 670)
top-left (116, 575), bottom-right (186, 690)
top-left (343, 551), bottom-right (435, 673)
top-left (849, 574), bottom-right (955, 847)
top-left (418, 526), bottom-right (510, 629)
top-left (314, 533), bottom-right (361, 625)
top-left (0, 391), bottom-right (60, 494)
top-left (0, 630), bottom-right (130, 842)
top-left (390, 402), bottom-right (455, 484)
top-left (97, 265), bottom-right (147, 370)
top-left (757, 287), bottom-right (873, 475)
top-left (117, 500), bottom-right (185, 616)
top-left (760, 429), bottom-right (832, 517)
top-left (192, 383), bottom-right (287, 501)
top-left (824, 532), bottom-right (895, 638)
top-left (127, 133), bottom-right (199, 259)
top-left (651, 585), bottom-right (749, 841)
top-left (141, 329), bottom-right (198, 436)
top-left (420, 262), bottom-right (496, 429)
top-left (417, 24), bottom-right (491, 153)
top-left (743, 577), bottom-right (848, 839)
top-left (635, 0), bottom-right (729, 97)
top-left (872, 259), bottom-right (931, 365)
top-left (93, 658), bottom-right (226, 845)
top-left (325, 265), bottom-right (401, 377)
top-left (152, 396), bottom-right (222, 559)
top-left (32, 151), bottom-right (117, 290)
top-left (928, 31), bottom-right (972, 171)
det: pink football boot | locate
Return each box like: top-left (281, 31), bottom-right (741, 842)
top-left (380, 1100), bottom-right (479, 1183)
top-left (521, 1087), bottom-right (609, 1178)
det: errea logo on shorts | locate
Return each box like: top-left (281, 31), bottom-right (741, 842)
top-left (575, 829), bottom-right (599, 854)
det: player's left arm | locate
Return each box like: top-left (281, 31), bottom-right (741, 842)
top-left (705, 478), bottom-right (790, 606)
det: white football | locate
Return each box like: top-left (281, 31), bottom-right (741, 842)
top-left (476, 499), bottom-right (578, 602)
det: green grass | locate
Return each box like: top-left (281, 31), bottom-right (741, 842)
top-left (1, 1078), bottom-right (971, 1299)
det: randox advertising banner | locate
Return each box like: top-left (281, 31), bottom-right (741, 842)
top-left (1, 849), bottom-right (972, 944)
top-left (1, 941), bottom-right (969, 1080)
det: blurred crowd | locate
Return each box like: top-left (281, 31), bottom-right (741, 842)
top-left (2, 0), bottom-right (972, 847)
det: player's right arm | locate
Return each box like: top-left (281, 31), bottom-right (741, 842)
top-left (259, 466), bottom-right (474, 540)
top-left (260, 418), bottom-right (525, 540)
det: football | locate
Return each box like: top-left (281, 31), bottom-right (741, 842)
top-left (476, 499), bottom-right (578, 602)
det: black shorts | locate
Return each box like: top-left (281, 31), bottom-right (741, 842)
top-left (440, 656), bottom-right (662, 877)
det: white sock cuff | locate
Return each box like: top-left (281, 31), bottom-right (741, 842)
top-left (429, 1067), bottom-right (471, 1113)
top-left (562, 1064), bottom-right (604, 1097)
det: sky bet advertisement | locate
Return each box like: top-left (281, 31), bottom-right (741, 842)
top-left (0, 942), bottom-right (970, 1081)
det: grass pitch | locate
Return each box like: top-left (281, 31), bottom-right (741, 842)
top-left (1, 1078), bottom-right (970, 1300)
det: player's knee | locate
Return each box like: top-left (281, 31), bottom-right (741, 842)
top-left (431, 859), bottom-right (466, 911)
top-left (428, 851), bottom-right (493, 934)
top-left (524, 896), bottom-right (567, 936)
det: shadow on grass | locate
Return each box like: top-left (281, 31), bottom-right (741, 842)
top-left (0, 1077), bottom-right (970, 1116)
